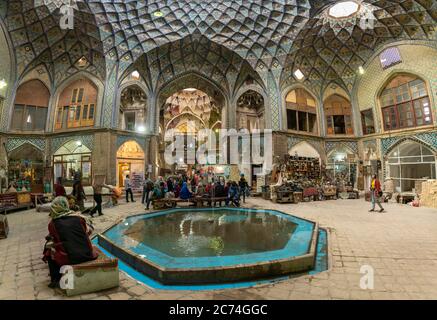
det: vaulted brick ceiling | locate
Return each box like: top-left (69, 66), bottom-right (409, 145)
top-left (0, 0), bottom-right (435, 91)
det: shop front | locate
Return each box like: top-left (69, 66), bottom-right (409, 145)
top-left (7, 144), bottom-right (45, 192)
top-left (116, 141), bottom-right (145, 193)
top-left (53, 140), bottom-right (92, 186)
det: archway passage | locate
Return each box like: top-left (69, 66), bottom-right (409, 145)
top-left (289, 142), bottom-right (320, 159)
top-left (326, 147), bottom-right (357, 187)
top-left (116, 141), bottom-right (145, 192)
top-left (160, 87), bottom-right (223, 177)
top-left (119, 85), bottom-right (147, 132)
top-left (237, 90), bottom-right (265, 132)
top-left (386, 141), bottom-right (436, 193)
top-left (8, 144), bottom-right (44, 193)
top-left (53, 140), bottom-right (92, 186)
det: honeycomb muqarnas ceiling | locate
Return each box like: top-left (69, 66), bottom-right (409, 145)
top-left (1, 0), bottom-right (106, 84)
top-left (0, 0), bottom-right (436, 90)
top-left (282, 0), bottom-right (437, 91)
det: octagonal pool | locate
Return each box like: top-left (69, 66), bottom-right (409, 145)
top-left (96, 208), bottom-right (327, 286)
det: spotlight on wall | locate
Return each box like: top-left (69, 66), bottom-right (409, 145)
top-left (0, 79), bottom-right (7, 89)
top-left (131, 70), bottom-right (140, 80)
top-left (358, 66), bottom-right (365, 75)
top-left (294, 69), bottom-right (304, 80)
top-left (76, 140), bottom-right (82, 147)
top-left (137, 125), bottom-right (146, 133)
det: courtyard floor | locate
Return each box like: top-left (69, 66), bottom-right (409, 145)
top-left (1, 197), bottom-right (437, 300)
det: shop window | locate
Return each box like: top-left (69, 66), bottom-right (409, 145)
top-left (55, 78), bottom-right (97, 130)
top-left (11, 80), bottom-right (49, 131)
top-left (387, 141), bottom-right (436, 192)
top-left (285, 88), bottom-right (318, 134)
top-left (53, 141), bottom-right (92, 185)
top-left (361, 109), bottom-right (375, 135)
top-left (380, 75), bottom-right (432, 131)
top-left (324, 94), bottom-right (353, 135)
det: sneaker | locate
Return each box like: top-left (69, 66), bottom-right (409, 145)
top-left (98, 213), bottom-right (104, 216)
top-left (379, 209), bottom-right (385, 213)
top-left (368, 209), bottom-right (375, 212)
top-left (48, 281), bottom-right (59, 289)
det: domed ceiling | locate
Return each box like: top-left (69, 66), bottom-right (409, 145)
top-left (0, 0), bottom-right (435, 91)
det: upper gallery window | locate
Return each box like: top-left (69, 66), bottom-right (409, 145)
top-left (328, 1), bottom-right (359, 18)
top-left (55, 78), bottom-right (97, 130)
top-left (324, 94), bottom-right (353, 135)
top-left (380, 75), bottom-right (432, 131)
top-left (11, 80), bottom-right (49, 131)
top-left (286, 88), bottom-right (318, 134)
top-left (361, 109), bottom-right (375, 135)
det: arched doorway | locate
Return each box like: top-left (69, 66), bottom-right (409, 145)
top-left (159, 87), bottom-right (223, 177)
top-left (53, 140), bottom-right (92, 185)
top-left (326, 146), bottom-right (357, 186)
top-left (116, 141), bottom-right (145, 192)
top-left (386, 141), bottom-right (436, 192)
top-left (324, 94), bottom-right (353, 135)
top-left (8, 144), bottom-right (44, 192)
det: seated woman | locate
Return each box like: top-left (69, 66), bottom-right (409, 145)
top-left (54, 177), bottom-right (66, 197)
top-left (227, 182), bottom-right (240, 207)
top-left (42, 197), bottom-right (98, 288)
top-left (179, 182), bottom-right (192, 200)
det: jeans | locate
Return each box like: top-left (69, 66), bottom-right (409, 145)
top-left (126, 188), bottom-right (134, 202)
top-left (91, 194), bottom-right (102, 215)
top-left (371, 191), bottom-right (383, 210)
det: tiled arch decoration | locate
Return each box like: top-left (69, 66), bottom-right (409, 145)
top-left (325, 141), bottom-right (359, 156)
top-left (5, 138), bottom-right (45, 153)
top-left (287, 136), bottom-right (325, 160)
top-left (51, 135), bottom-right (94, 154)
top-left (381, 133), bottom-right (437, 157)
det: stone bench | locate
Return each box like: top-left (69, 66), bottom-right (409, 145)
top-left (63, 246), bottom-right (119, 297)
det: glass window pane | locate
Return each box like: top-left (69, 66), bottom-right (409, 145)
top-left (77, 88), bottom-right (84, 103)
top-left (287, 109), bottom-right (297, 130)
top-left (11, 105), bottom-right (24, 130)
top-left (24, 106), bottom-right (36, 130)
top-left (88, 104), bottom-right (95, 119)
top-left (409, 79), bottom-right (427, 99)
top-left (298, 111), bottom-right (307, 131)
top-left (71, 89), bottom-right (78, 103)
top-left (380, 88), bottom-right (394, 107)
top-left (398, 102), bottom-right (414, 127)
top-left (308, 113), bottom-right (317, 134)
top-left (83, 105), bottom-right (88, 119)
top-left (34, 107), bottom-right (47, 130)
top-left (394, 83), bottom-right (410, 103)
top-left (75, 105), bottom-right (81, 121)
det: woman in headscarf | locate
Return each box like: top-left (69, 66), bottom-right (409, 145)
top-left (42, 197), bottom-right (98, 288)
top-left (179, 182), bottom-right (192, 200)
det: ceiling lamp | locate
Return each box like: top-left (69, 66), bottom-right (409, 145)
top-left (0, 79), bottom-right (7, 89)
top-left (183, 88), bottom-right (197, 92)
top-left (153, 11), bottom-right (164, 17)
top-left (328, 1), bottom-right (359, 18)
top-left (131, 70), bottom-right (140, 79)
top-left (76, 56), bottom-right (89, 68)
top-left (294, 69), bottom-right (304, 80)
top-left (358, 66), bottom-right (365, 75)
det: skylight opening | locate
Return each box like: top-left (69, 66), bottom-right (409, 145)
top-left (328, 1), bottom-right (360, 18)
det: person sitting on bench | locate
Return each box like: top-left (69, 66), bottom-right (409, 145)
top-left (179, 182), bottom-right (192, 200)
top-left (42, 196), bottom-right (98, 289)
top-left (214, 181), bottom-right (226, 207)
top-left (227, 182), bottom-right (240, 207)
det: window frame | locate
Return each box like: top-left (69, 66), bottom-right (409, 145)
top-left (285, 88), bottom-right (318, 135)
top-left (380, 76), bottom-right (432, 131)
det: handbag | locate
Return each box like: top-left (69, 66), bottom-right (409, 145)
top-left (378, 190), bottom-right (383, 197)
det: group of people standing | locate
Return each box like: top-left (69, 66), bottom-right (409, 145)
top-left (140, 173), bottom-right (250, 209)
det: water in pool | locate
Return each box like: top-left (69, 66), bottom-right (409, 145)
top-left (123, 209), bottom-right (298, 257)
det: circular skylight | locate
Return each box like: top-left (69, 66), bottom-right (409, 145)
top-left (328, 1), bottom-right (360, 18)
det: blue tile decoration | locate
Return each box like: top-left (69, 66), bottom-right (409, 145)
top-left (381, 132), bottom-right (437, 156)
top-left (6, 137), bottom-right (45, 153)
top-left (116, 135), bottom-right (146, 150)
top-left (325, 140), bottom-right (358, 155)
top-left (51, 135), bottom-right (94, 154)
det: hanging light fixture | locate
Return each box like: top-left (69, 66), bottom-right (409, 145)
top-left (0, 79), bottom-right (7, 89)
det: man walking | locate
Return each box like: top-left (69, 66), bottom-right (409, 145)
top-left (124, 174), bottom-right (135, 203)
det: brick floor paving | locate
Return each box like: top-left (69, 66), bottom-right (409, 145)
top-left (1, 198), bottom-right (437, 300)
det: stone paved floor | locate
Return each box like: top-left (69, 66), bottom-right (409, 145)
top-left (1, 197), bottom-right (437, 300)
